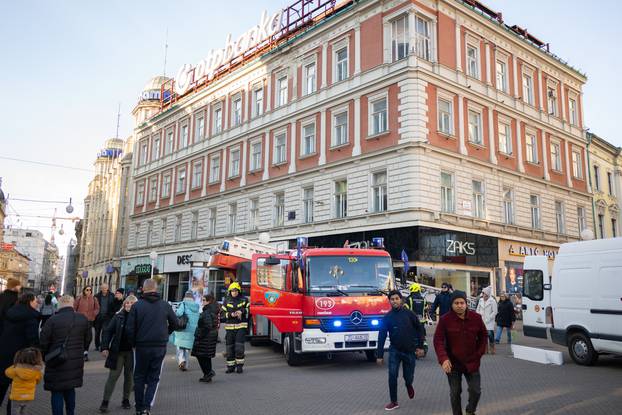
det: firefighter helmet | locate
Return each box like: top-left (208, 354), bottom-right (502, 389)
top-left (228, 282), bottom-right (242, 292)
top-left (410, 283), bottom-right (421, 293)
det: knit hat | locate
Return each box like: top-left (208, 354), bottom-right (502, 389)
top-left (116, 288), bottom-right (125, 295)
top-left (482, 286), bottom-right (492, 297)
top-left (450, 290), bottom-right (467, 304)
top-left (6, 278), bottom-right (21, 290)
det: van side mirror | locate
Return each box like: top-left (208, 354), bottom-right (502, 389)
top-left (543, 283), bottom-right (552, 290)
top-left (264, 257), bottom-right (281, 266)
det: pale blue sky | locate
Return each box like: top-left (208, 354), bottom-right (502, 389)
top-left (1, 0), bottom-right (620, 254)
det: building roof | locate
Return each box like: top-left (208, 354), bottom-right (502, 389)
top-left (142, 76), bottom-right (170, 94)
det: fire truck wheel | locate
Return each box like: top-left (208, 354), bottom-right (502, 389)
top-left (365, 350), bottom-right (376, 362)
top-left (283, 333), bottom-right (302, 366)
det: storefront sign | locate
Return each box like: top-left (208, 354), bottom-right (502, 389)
top-left (446, 239), bottom-right (476, 256)
top-left (174, 9), bottom-right (284, 95)
top-left (507, 244), bottom-right (557, 259)
top-left (134, 264), bottom-right (152, 276)
top-left (418, 228), bottom-right (498, 267)
top-left (177, 254), bottom-right (192, 265)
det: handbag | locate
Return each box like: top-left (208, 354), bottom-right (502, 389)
top-left (45, 314), bottom-right (76, 367)
top-left (177, 302), bottom-right (188, 331)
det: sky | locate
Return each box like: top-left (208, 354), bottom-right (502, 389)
top-left (0, 0), bottom-right (620, 258)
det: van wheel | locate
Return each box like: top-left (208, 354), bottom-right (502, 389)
top-left (568, 332), bottom-right (598, 366)
top-left (283, 334), bottom-right (302, 366)
top-left (365, 350), bottom-right (377, 362)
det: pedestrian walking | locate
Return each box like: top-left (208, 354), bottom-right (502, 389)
top-left (125, 279), bottom-right (178, 415)
top-left (433, 290), bottom-right (487, 415)
top-left (111, 289), bottom-right (125, 315)
top-left (495, 292), bottom-right (516, 344)
top-left (476, 286), bottom-right (497, 354)
top-left (430, 282), bottom-right (452, 321)
top-left (73, 286), bottom-right (99, 361)
top-left (191, 294), bottom-right (219, 383)
top-left (4, 347), bottom-right (43, 415)
top-left (376, 290), bottom-right (425, 411)
top-left (98, 295), bottom-right (138, 413)
top-left (171, 291), bottom-right (200, 371)
top-left (40, 293), bottom-right (57, 328)
top-left (0, 292), bottom-right (40, 414)
top-left (222, 282), bottom-right (249, 374)
top-left (40, 294), bottom-right (89, 415)
top-left (0, 278), bottom-right (21, 335)
top-left (94, 284), bottom-right (115, 352)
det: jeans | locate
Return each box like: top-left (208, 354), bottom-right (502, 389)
top-left (447, 371), bottom-right (481, 415)
top-left (133, 347), bottom-right (166, 412)
top-left (50, 389), bottom-right (76, 415)
top-left (10, 401), bottom-right (29, 415)
top-left (387, 348), bottom-right (416, 403)
top-left (176, 347), bottom-right (189, 366)
top-left (94, 316), bottom-right (111, 350)
top-left (487, 330), bottom-right (495, 346)
top-left (495, 326), bottom-right (512, 343)
top-left (103, 351), bottom-right (134, 401)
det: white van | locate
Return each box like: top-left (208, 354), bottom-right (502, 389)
top-left (522, 237), bottom-right (622, 365)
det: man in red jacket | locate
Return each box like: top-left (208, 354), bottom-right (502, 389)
top-left (433, 290), bottom-right (487, 415)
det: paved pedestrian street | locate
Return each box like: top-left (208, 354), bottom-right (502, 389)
top-left (21, 325), bottom-right (622, 415)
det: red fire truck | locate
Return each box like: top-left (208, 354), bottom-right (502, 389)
top-left (208, 236), bottom-right (395, 365)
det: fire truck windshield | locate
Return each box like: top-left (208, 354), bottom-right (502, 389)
top-left (306, 255), bottom-right (394, 295)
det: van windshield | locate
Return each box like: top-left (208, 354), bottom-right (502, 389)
top-left (523, 270), bottom-right (543, 301)
top-left (306, 255), bottom-right (394, 296)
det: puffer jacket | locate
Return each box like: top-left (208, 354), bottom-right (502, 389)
top-left (171, 299), bottom-right (200, 349)
top-left (101, 310), bottom-right (132, 370)
top-left (4, 365), bottom-right (42, 401)
top-left (0, 303), bottom-right (40, 387)
top-left (191, 303), bottom-right (219, 358)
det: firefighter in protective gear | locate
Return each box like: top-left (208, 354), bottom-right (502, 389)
top-left (405, 283), bottom-right (429, 356)
top-left (222, 282), bottom-right (249, 373)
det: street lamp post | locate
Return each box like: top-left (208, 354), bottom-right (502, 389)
top-left (149, 251), bottom-right (158, 279)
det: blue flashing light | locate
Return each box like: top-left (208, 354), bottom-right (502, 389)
top-left (371, 237), bottom-right (385, 249)
top-left (222, 241), bottom-right (230, 251)
top-left (296, 236), bottom-right (308, 249)
top-left (371, 319), bottom-right (380, 326)
top-left (333, 320), bottom-right (342, 328)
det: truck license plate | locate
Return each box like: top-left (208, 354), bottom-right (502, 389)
top-left (345, 334), bottom-right (368, 342)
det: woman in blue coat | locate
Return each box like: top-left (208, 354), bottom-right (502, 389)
top-left (171, 291), bottom-right (200, 371)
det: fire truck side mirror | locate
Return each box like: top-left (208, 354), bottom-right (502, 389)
top-left (264, 256), bottom-right (281, 266)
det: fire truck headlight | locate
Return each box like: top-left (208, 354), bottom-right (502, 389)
top-left (371, 319), bottom-right (380, 326)
top-left (333, 320), bottom-right (342, 328)
top-left (304, 337), bottom-right (327, 344)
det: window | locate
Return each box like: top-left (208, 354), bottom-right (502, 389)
top-left (148, 178), bottom-right (158, 202)
top-left (372, 171), bottom-right (388, 212)
top-left (228, 203), bottom-right (237, 234)
top-left (146, 222), bottom-right (153, 247)
top-left (572, 151), bottom-right (582, 179)
top-left (174, 215), bottom-right (182, 242)
top-left (498, 122), bottom-right (512, 155)
top-left (555, 201), bottom-right (565, 234)
top-left (276, 75), bottom-right (288, 107)
top-left (547, 86), bottom-right (557, 116)
top-left (301, 123), bottom-right (315, 156)
top-left (191, 160), bottom-right (202, 189)
top-left (503, 187), bottom-right (514, 225)
top-left (250, 141), bottom-right (262, 171)
top-left (213, 107), bottom-right (222, 133)
top-left (577, 207), bottom-right (587, 233)
top-left (530, 195), bottom-right (541, 229)
top-left (414, 15), bottom-right (431, 61)
top-left (303, 188), bottom-right (314, 223)
top-left (140, 142), bottom-right (148, 165)
top-left (523, 269), bottom-right (544, 301)
top-left (208, 208), bottom-right (217, 237)
top-left (134, 225), bottom-right (140, 247)
top-left (334, 180), bottom-right (347, 218)
top-left (333, 111), bottom-right (348, 146)
top-left (180, 124), bottom-right (189, 148)
top-left (371, 97), bottom-right (388, 135)
top-left (165, 130), bottom-right (174, 154)
top-left (440, 172), bottom-right (454, 213)
top-left (274, 193), bottom-right (285, 226)
top-left (593, 165), bottom-right (601, 191)
top-left (466, 45), bottom-right (479, 78)
top-left (152, 137), bottom-right (160, 161)
top-left (468, 110), bottom-right (482, 145)
top-left (598, 214), bottom-right (604, 238)
top-left (496, 60), bottom-right (508, 93)
top-left (253, 87), bottom-right (264, 117)
top-left (304, 61), bottom-right (316, 94)
top-left (229, 148), bottom-right (240, 178)
top-left (249, 198), bottom-right (259, 230)
top-left (335, 46), bottom-right (348, 82)
top-left (195, 116), bottom-right (205, 141)
top-left (569, 98), bottom-right (578, 126)
top-left (136, 182), bottom-right (145, 206)
top-left (526, 133), bottom-right (538, 163)
top-left (608, 172), bottom-right (614, 196)
top-left (256, 257), bottom-right (288, 290)
top-left (273, 132), bottom-right (287, 164)
top-left (176, 167), bottom-right (186, 194)
top-left (472, 180), bottom-right (485, 219)
top-left (522, 72), bottom-right (534, 105)
top-left (612, 219), bottom-right (618, 238)
top-left (209, 155), bottom-right (220, 183)
top-left (191, 211), bottom-right (199, 240)
top-left (391, 15), bottom-right (409, 62)
top-left (550, 142), bottom-right (561, 171)
top-left (162, 174), bottom-right (171, 198)
top-left (232, 97), bottom-right (242, 126)
top-left (438, 98), bottom-right (453, 135)
top-left (160, 218), bottom-right (167, 244)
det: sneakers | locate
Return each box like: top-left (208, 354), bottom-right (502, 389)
top-left (121, 399), bottom-right (131, 409)
top-left (384, 402), bottom-right (399, 411)
top-left (236, 365), bottom-right (244, 374)
top-left (199, 376), bottom-right (213, 383)
top-left (178, 362), bottom-right (187, 371)
top-left (406, 384), bottom-right (415, 399)
top-left (225, 366), bottom-right (235, 374)
top-left (99, 400), bottom-right (109, 413)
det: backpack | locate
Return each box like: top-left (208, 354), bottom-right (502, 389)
top-left (177, 302), bottom-right (188, 331)
top-left (41, 303), bottom-right (55, 316)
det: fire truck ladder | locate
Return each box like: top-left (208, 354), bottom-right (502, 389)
top-left (216, 237), bottom-right (277, 260)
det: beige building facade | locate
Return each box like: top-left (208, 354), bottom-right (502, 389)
top-left (123, 0), bottom-right (593, 299)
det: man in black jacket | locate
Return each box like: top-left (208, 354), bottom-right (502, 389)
top-left (377, 290), bottom-right (425, 411)
top-left (0, 278), bottom-right (21, 334)
top-left (94, 283), bottom-right (115, 351)
top-left (430, 282), bottom-right (452, 320)
top-left (125, 279), bottom-right (178, 415)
